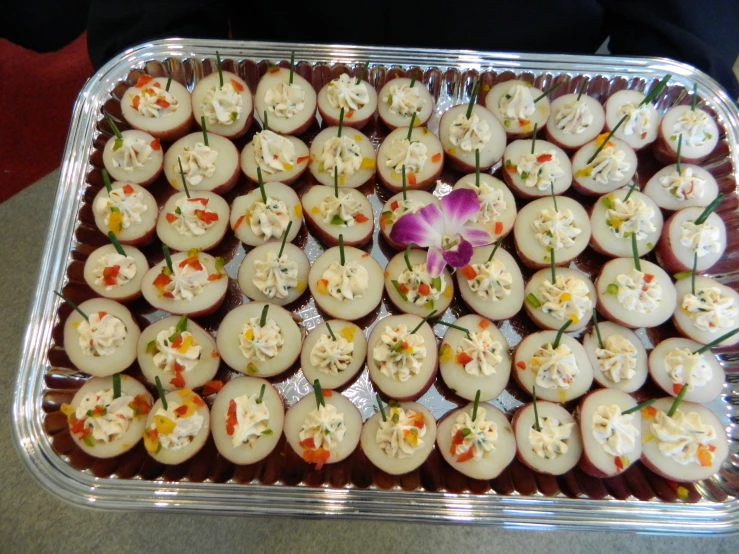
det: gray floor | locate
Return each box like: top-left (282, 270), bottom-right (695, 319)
top-left (3, 172), bottom-right (738, 552)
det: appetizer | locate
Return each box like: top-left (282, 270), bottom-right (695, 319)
top-left (384, 247), bottom-right (454, 318)
top-left (163, 131), bottom-right (240, 195)
top-left (379, 190), bottom-right (440, 251)
top-left (643, 163), bottom-right (718, 211)
top-left (582, 320), bottom-right (648, 393)
top-left (120, 75), bottom-right (193, 141)
top-left (230, 181), bottom-right (302, 247)
top-left (301, 320), bottom-right (367, 390)
top-left (83, 241), bottom-right (149, 302)
top-left (308, 126), bottom-right (376, 188)
top-left (604, 89), bottom-right (659, 151)
top-left (378, 76), bottom-right (434, 130)
top-left (191, 68), bottom-right (253, 139)
top-left (241, 130), bottom-right (310, 185)
top-left (656, 205), bottom-right (726, 274)
top-left (545, 91), bottom-right (605, 150)
top-left (156, 191), bottom-right (230, 252)
top-left (318, 72), bottom-right (378, 129)
top-left (452, 172), bottom-right (516, 242)
top-left (502, 138), bottom-right (572, 199)
top-left (485, 79), bottom-right (552, 139)
top-left (523, 267), bottom-right (596, 332)
top-left (376, 126), bottom-right (443, 192)
top-left (649, 337), bottom-right (725, 403)
top-left (254, 66), bottom-right (316, 135)
top-left (302, 184), bottom-right (374, 247)
top-left (571, 135), bottom-right (637, 196)
top-left (102, 128), bottom-right (163, 186)
top-left (654, 105), bottom-right (719, 164)
top-left (672, 276), bottom-right (739, 347)
top-left (93, 180), bottom-right (157, 246)
top-left (439, 97), bottom-right (506, 172)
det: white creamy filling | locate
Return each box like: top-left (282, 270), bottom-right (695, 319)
top-left (605, 196), bottom-right (657, 241)
top-left (132, 85), bottom-right (178, 118)
top-left (372, 324), bottom-right (426, 382)
top-left (75, 389), bottom-right (135, 443)
top-left (321, 261), bottom-right (369, 301)
top-left (516, 151), bottom-right (564, 191)
top-left (319, 191), bottom-right (364, 226)
top-left (93, 252), bottom-right (137, 290)
top-left (202, 82), bottom-right (243, 125)
top-left (327, 74), bottom-right (369, 111)
top-left (591, 404), bottom-right (639, 457)
top-left (152, 328), bottom-right (201, 373)
top-left (239, 318), bottom-right (284, 362)
top-left (615, 269), bottom-right (662, 313)
top-left (309, 333), bottom-right (354, 375)
top-left (595, 334), bottom-right (637, 383)
top-left (264, 82), bottom-right (305, 119)
top-left (179, 143), bottom-right (218, 186)
top-left (320, 135), bottom-right (362, 178)
top-left (396, 263), bottom-right (446, 306)
top-left (470, 180), bottom-right (506, 224)
top-left (582, 145), bottom-right (630, 185)
top-left (299, 403), bottom-right (346, 451)
top-left (252, 251), bottom-right (298, 299)
top-left (248, 196), bottom-right (290, 240)
top-left (528, 416), bottom-right (574, 459)
top-left (385, 138), bottom-right (428, 174)
top-left (457, 330), bottom-right (503, 376)
top-left (253, 130), bottom-right (298, 175)
top-left (77, 312), bottom-right (127, 356)
top-left (672, 110), bottom-right (712, 148)
top-left (375, 406), bottom-right (427, 459)
top-left (96, 188), bottom-right (148, 230)
top-left (468, 259), bottom-right (512, 301)
top-left (651, 409), bottom-right (717, 465)
top-left (681, 287), bottom-right (737, 332)
top-left (617, 103), bottom-right (651, 138)
top-left (171, 197), bottom-right (218, 237)
top-left (384, 83), bottom-right (426, 117)
top-left (530, 343), bottom-right (579, 389)
top-left (449, 113), bottom-right (491, 152)
top-left (165, 259), bottom-right (210, 301)
top-left (111, 137), bottom-right (153, 172)
top-left (555, 100), bottom-right (593, 134)
top-left (538, 275), bottom-right (593, 324)
top-left (680, 221), bottom-right (721, 257)
top-left (152, 402), bottom-right (204, 450)
top-left (665, 347), bottom-right (712, 390)
top-left (385, 197), bottom-right (424, 224)
top-left (532, 208), bottom-right (582, 250)
top-left (230, 393), bottom-right (270, 447)
top-left (659, 167), bottom-right (705, 200)
top-left (498, 84), bottom-right (535, 121)
top-left (451, 408), bottom-right (498, 461)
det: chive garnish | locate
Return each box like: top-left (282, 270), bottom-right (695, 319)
top-left (356, 61), bottom-right (369, 85)
top-left (54, 291), bottom-right (88, 321)
top-left (592, 308), bottom-right (603, 349)
top-left (177, 157), bottom-right (191, 198)
top-left (165, 76), bottom-right (172, 92)
top-left (401, 165), bottom-right (407, 200)
top-left (409, 71), bottom-right (417, 89)
top-left (667, 384), bottom-right (688, 417)
top-left (551, 174), bottom-right (558, 212)
top-left (259, 304), bottom-right (269, 327)
top-left (621, 398), bottom-right (655, 416)
top-left (155, 376), bottom-right (168, 410)
top-left (694, 194), bottom-right (723, 225)
top-left (587, 115), bottom-right (627, 164)
top-left (530, 123), bottom-right (538, 154)
top-left (676, 134), bottom-right (682, 174)
top-left (407, 112), bottom-right (416, 141)
top-left (325, 321), bottom-right (336, 341)
top-left (623, 181), bottom-right (637, 202)
top-left (113, 373), bottom-right (122, 399)
top-left (162, 244), bottom-right (174, 274)
top-left (201, 116), bottom-right (209, 147)
top-left (411, 310), bottom-right (438, 334)
top-left (577, 77), bottom-right (589, 102)
top-left (532, 385), bottom-right (541, 432)
top-left (263, 110), bottom-right (269, 131)
top-left (257, 167), bottom-right (267, 203)
top-left (694, 328), bottom-right (739, 355)
top-left (486, 237), bottom-right (503, 263)
top-left (216, 51), bottom-right (224, 88)
top-left (278, 221), bottom-right (292, 258)
top-left (403, 244), bottom-right (413, 272)
top-left (552, 319), bottom-right (572, 349)
top-left (631, 233), bottom-right (641, 272)
top-left (471, 390), bottom-right (481, 422)
top-left (475, 149), bottom-right (480, 188)
top-left (257, 383), bottom-right (266, 404)
top-left (175, 314), bottom-right (188, 335)
top-left (338, 107), bottom-right (345, 138)
top-left (313, 379), bottom-right (325, 408)
top-left (466, 81), bottom-right (480, 120)
top-left (436, 320), bottom-right (471, 340)
top-left (107, 231), bottom-right (126, 256)
top-left (338, 234), bottom-right (345, 266)
top-left (534, 81), bottom-right (564, 103)
top-left (377, 394), bottom-right (387, 422)
top-left (550, 247), bottom-right (556, 283)
top-left (690, 83), bottom-right (698, 112)
top-left (289, 51), bottom-right (295, 85)
top-left (639, 74), bottom-right (671, 107)
top-left (102, 168), bottom-right (113, 193)
top-left (334, 166), bottom-right (339, 198)
top-left (691, 253), bottom-right (697, 295)
top-left (105, 113), bottom-right (123, 140)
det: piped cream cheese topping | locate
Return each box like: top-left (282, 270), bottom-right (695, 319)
top-left (166, 258), bottom-right (210, 301)
top-left (153, 328), bottom-right (201, 373)
top-left (672, 110), bottom-right (713, 148)
top-left (617, 103), bottom-right (651, 138)
top-left (264, 82), bottom-right (305, 119)
top-left (131, 85), bottom-right (179, 118)
top-left (299, 403), bottom-right (346, 451)
top-left (170, 196), bottom-right (218, 237)
top-left (384, 197), bottom-right (424, 225)
top-left (229, 393), bottom-right (270, 447)
top-left (659, 167), bottom-right (706, 200)
top-left (581, 145), bottom-right (630, 185)
top-left (530, 343), bottom-right (579, 389)
top-left (469, 180), bottom-right (507, 224)
top-left (93, 252), bottom-right (137, 290)
top-left (538, 275), bottom-right (593, 324)
top-left (327, 74), bottom-right (369, 111)
top-left (516, 151), bottom-right (564, 191)
top-left (110, 137), bottom-right (154, 172)
top-left (396, 263), bottom-right (446, 306)
top-left (252, 251), bottom-right (299, 299)
top-left (309, 333), bottom-right (354, 375)
top-left (376, 406), bottom-right (427, 459)
top-left (202, 81), bottom-right (243, 125)
top-left (467, 259), bottom-right (512, 301)
top-left (651, 409), bottom-right (717, 465)
top-left (77, 312), bottom-right (127, 356)
top-left (528, 416), bottom-right (574, 459)
top-left (532, 208), bottom-right (582, 250)
top-left (385, 138), bottom-right (428, 174)
top-left (384, 83), bottom-right (426, 117)
top-left (681, 287), bottom-right (737, 332)
top-left (179, 143), bottom-right (218, 186)
top-left (96, 186), bottom-right (148, 230)
top-left (498, 84), bottom-right (535, 121)
top-left (248, 196), bottom-right (290, 240)
top-left (151, 402), bottom-right (204, 450)
top-left (321, 261), bottom-right (369, 301)
top-left (253, 130), bottom-right (298, 175)
top-left (449, 113), bottom-right (491, 152)
top-left (457, 330), bottom-right (503, 376)
top-left (615, 269), bottom-right (662, 313)
top-left (75, 389), bottom-right (135, 442)
top-left (320, 135), bottom-right (362, 178)
top-left (319, 191), bottom-right (364, 226)
top-left (594, 334), bottom-right (637, 383)
top-left (373, 324), bottom-right (426, 382)
top-left (680, 220), bottom-right (721, 257)
top-left (591, 404), bottom-right (639, 456)
top-left (239, 317), bottom-right (284, 362)
top-left (665, 348), bottom-right (712, 390)
top-left (450, 408), bottom-right (498, 462)
top-left (554, 100), bottom-right (593, 134)
top-left (605, 195), bottom-right (657, 240)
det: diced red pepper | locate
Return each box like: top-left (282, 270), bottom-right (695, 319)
top-left (418, 283), bottom-right (431, 296)
top-left (460, 265), bottom-right (477, 280)
top-left (150, 138), bottom-right (161, 151)
top-left (132, 96), bottom-right (141, 110)
top-left (323, 389), bottom-right (333, 397)
top-left (494, 221), bottom-right (503, 235)
top-left (346, 110), bottom-right (354, 119)
top-left (170, 371), bottom-right (186, 389)
top-left (129, 394), bottom-right (152, 416)
top-left (135, 75), bottom-right (154, 88)
top-left (153, 273), bottom-right (171, 292)
top-left (456, 352), bottom-right (473, 365)
top-left (233, 215), bottom-right (245, 231)
top-left (165, 213), bottom-right (177, 223)
top-left (303, 447), bottom-right (330, 469)
top-left (122, 184), bottom-right (135, 195)
top-left (155, 98), bottom-right (170, 108)
top-left (643, 273), bottom-right (655, 283)
top-left (536, 154), bottom-right (553, 163)
top-left (398, 283), bottom-right (410, 294)
top-left (299, 437), bottom-right (316, 449)
top-left (70, 418), bottom-right (87, 435)
top-left (268, 67), bottom-right (280, 74)
top-left (390, 201), bottom-right (400, 211)
top-left (516, 361), bottom-right (526, 370)
top-left (195, 210), bottom-right (219, 225)
top-left (97, 311), bottom-right (107, 319)
top-left (518, 118), bottom-right (530, 126)
top-left (615, 456), bottom-right (624, 470)
top-left (478, 319), bottom-right (490, 329)
top-left (174, 405), bottom-right (188, 416)
top-left (188, 197), bottom-right (209, 205)
top-left (230, 79), bottom-right (245, 92)
top-left (431, 153), bottom-right (442, 163)
top-left (354, 213), bottom-right (369, 223)
top-left (192, 395), bottom-right (205, 407)
top-left (202, 380), bottom-right (224, 396)
top-left (408, 173), bottom-right (417, 186)
top-left (456, 449), bottom-right (475, 463)
top-left (226, 399), bottom-right (238, 436)
top-left (296, 155), bottom-right (310, 164)
top-left (207, 274), bottom-right (223, 281)
top-left (673, 383), bottom-right (683, 395)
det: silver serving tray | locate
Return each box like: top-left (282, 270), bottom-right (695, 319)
top-left (12, 38), bottom-right (739, 533)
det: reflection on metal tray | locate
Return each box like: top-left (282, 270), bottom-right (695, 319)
top-left (11, 39), bottom-right (739, 534)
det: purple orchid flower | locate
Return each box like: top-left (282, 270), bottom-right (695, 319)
top-left (389, 188), bottom-right (491, 277)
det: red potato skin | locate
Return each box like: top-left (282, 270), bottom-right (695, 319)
top-left (671, 314), bottom-right (698, 343)
top-left (273, 112), bottom-right (315, 137)
top-left (377, 164), bottom-right (443, 193)
top-left (379, 112), bottom-right (432, 132)
top-left (445, 152), bottom-right (491, 173)
top-left (129, 116), bottom-right (193, 142)
top-left (510, 342), bottom-right (530, 395)
top-left (652, 132), bottom-right (708, 165)
top-left (209, 164), bottom-right (241, 196)
top-left (318, 106), bottom-right (372, 130)
top-left (501, 166), bottom-right (544, 200)
top-left (543, 126), bottom-right (590, 152)
top-left (128, 166), bottom-right (162, 188)
top-left (243, 162), bottom-right (308, 187)
top-left (513, 233), bottom-right (571, 270)
top-left (370, 349), bottom-right (439, 403)
top-left (593, 274), bottom-right (638, 329)
top-left (302, 209), bottom-right (374, 247)
top-left (116, 226), bottom-right (157, 247)
top-left (654, 212), bottom-right (689, 273)
top-left (570, 175), bottom-right (605, 197)
top-left (587, 202), bottom-right (616, 257)
top-left (510, 407), bottom-right (541, 472)
top-left (202, 111), bottom-right (254, 140)
top-left (573, 392), bottom-right (628, 478)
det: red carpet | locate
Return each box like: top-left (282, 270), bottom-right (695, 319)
top-left (0, 34), bottom-right (92, 203)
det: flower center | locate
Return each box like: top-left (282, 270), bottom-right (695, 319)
top-left (441, 235), bottom-right (460, 251)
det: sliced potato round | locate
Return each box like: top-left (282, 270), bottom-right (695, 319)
top-left (83, 244), bottom-right (149, 302)
top-left (545, 93), bottom-right (605, 150)
top-left (643, 164), bottom-right (718, 211)
top-left (137, 315), bottom-right (220, 391)
top-left (63, 298), bottom-right (141, 377)
top-left (672, 276), bottom-right (739, 347)
top-left (191, 71), bottom-right (253, 139)
top-left (439, 104), bottom-right (506, 171)
top-left (102, 130), bottom-right (163, 186)
top-left (379, 190), bottom-right (440, 250)
top-left (512, 401), bottom-right (582, 475)
top-left (438, 314), bottom-right (511, 401)
top-left (604, 90), bottom-right (659, 150)
top-left (582, 321), bottom-right (648, 392)
top-left (163, 132), bottom-right (240, 195)
top-left (367, 314), bottom-right (438, 401)
top-left (649, 337), bottom-right (725, 403)
top-left (571, 137), bottom-right (637, 196)
top-left (502, 139), bottom-right (572, 198)
top-left (361, 402), bottom-right (436, 475)
top-left (513, 196), bottom-right (591, 269)
top-left (523, 267), bottom-right (596, 332)
top-left (654, 105), bottom-right (719, 164)
top-left (513, 330), bottom-right (593, 403)
top-left (230, 182), bottom-right (302, 246)
top-left (284, 390), bottom-right (362, 466)
top-left (301, 185), bottom-right (374, 247)
top-left (92, 181), bottom-right (158, 246)
top-left (485, 80), bottom-right (551, 138)
top-left (595, 258), bottom-right (676, 328)
top-left (308, 127), bottom-right (376, 189)
top-left (301, 320), bottom-right (367, 390)
top-left (376, 127), bottom-right (443, 192)
top-left (318, 75), bottom-right (378, 129)
top-left (237, 242), bottom-right (310, 306)
top-left (456, 244), bottom-right (524, 321)
top-left (120, 77), bottom-right (193, 141)
top-left (436, 402), bottom-right (516, 480)
top-left (216, 302), bottom-right (302, 377)
top-left (211, 377), bottom-right (285, 465)
top-left (66, 375), bottom-right (152, 458)
top-left (452, 173), bottom-right (517, 240)
top-left (577, 388), bottom-right (641, 477)
top-left (377, 77), bottom-right (434, 130)
top-left (309, 246), bottom-right (384, 321)
top-left (655, 207), bottom-right (726, 274)
top-left (640, 398), bottom-right (728, 482)
top-left (144, 389), bottom-right (210, 464)
top-left (156, 191), bottom-right (229, 252)
top-left (241, 134), bottom-right (310, 185)
top-left (384, 248), bottom-right (454, 318)
top-left (254, 67), bottom-right (316, 135)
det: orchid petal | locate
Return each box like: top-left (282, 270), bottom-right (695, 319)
top-left (440, 189), bottom-right (481, 235)
top-left (441, 238), bottom-right (474, 268)
top-left (389, 203), bottom-right (443, 247)
top-left (459, 226), bottom-right (494, 247)
top-left (425, 246), bottom-right (447, 277)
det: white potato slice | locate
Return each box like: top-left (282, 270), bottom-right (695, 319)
top-left (254, 67), bottom-right (316, 135)
top-left (655, 207), bottom-right (726, 273)
top-left (384, 248), bottom-right (454, 318)
top-left (649, 337), bottom-right (725, 403)
top-left (92, 181), bottom-right (158, 246)
top-left (156, 191), bottom-right (230, 252)
top-left (377, 77), bottom-right (434, 130)
top-left (643, 164), bottom-right (718, 211)
top-left (308, 127), bottom-right (376, 189)
top-left (163, 132), bottom-right (240, 195)
top-left (376, 127), bottom-right (443, 192)
top-left (230, 182), bottom-right (302, 246)
top-left (120, 77), bottom-right (193, 141)
top-left (301, 185), bottom-right (374, 247)
top-left (655, 105), bottom-right (719, 163)
top-left (485, 80), bottom-right (551, 138)
top-left (191, 71), bottom-right (253, 139)
top-left (102, 129), bottom-right (163, 186)
top-left (439, 104), bottom-right (506, 171)
top-left (452, 173), bottom-right (517, 240)
top-left (144, 389), bottom-right (210, 464)
top-left (241, 135), bottom-right (310, 185)
top-left (582, 321), bottom-right (648, 392)
top-left (604, 90), bottom-right (659, 150)
top-left (545, 93), bottom-right (605, 150)
top-left (318, 76), bottom-right (378, 129)
top-left (502, 139), bottom-right (572, 198)
top-left (83, 244), bottom-right (149, 302)
top-left (301, 320), bottom-right (367, 390)
top-left (238, 242), bottom-right (310, 306)
top-left (571, 137), bottom-right (637, 196)
top-left (672, 276), bottom-right (739, 347)
top-left (523, 267), bottom-right (596, 332)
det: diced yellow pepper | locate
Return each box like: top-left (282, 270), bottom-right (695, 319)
top-left (60, 403), bottom-right (75, 418)
top-left (244, 328), bottom-right (254, 341)
top-left (178, 388), bottom-right (192, 398)
top-left (108, 211), bottom-right (123, 234)
top-left (311, 206), bottom-right (320, 214)
top-left (560, 293), bottom-right (572, 302)
top-left (353, 135), bottom-right (363, 142)
top-left (283, 163), bottom-right (293, 171)
top-left (187, 248), bottom-right (199, 258)
top-left (296, 280), bottom-right (306, 292)
top-left (294, 205), bottom-right (302, 217)
top-left (154, 415), bottom-right (176, 435)
top-left (360, 157), bottom-right (375, 170)
top-left (676, 486), bottom-right (689, 501)
top-left (340, 326), bottom-right (355, 341)
top-left (143, 431), bottom-right (160, 453)
top-left (178, 335), bottom-right (194, 353)
top-left (439, 343), bottom-right (453, 363)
